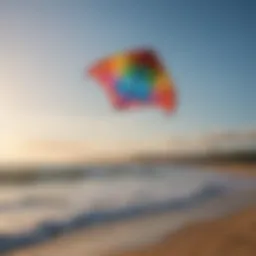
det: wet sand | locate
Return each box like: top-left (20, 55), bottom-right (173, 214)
top-left (113, 165), bottom-right (256, 256)
top-left (202, 163), bottom-right (256, 177)
top-left (4, 190), bottom-right (255, 256)
top-left (3, 165), bottom-right (256, 256)
top-left (113, 206), bottom-right (256, 256)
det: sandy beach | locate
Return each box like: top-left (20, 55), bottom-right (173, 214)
top-left (114, 206), bottom-right (256, 256)
top-left (203, 164), bottom-right (256, 177)
top-left (114, 165), bottom-right (256, 256)
top-left (3, 172), bottom-right (255, 256)
top-left (1, 0), bottom-right (255, 254)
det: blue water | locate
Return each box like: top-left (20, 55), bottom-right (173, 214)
top-left (0, 164), bottom-right (255, 253)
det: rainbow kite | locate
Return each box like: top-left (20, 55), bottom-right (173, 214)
top-left (87, 48), bottom-right (177, 113)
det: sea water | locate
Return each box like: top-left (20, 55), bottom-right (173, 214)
top-left (0, 164), bottom-right (255, 253)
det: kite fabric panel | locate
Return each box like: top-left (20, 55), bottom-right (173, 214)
top-left (87, 48), bottom-right (177, 114)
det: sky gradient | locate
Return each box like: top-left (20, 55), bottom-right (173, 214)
top-left (0, 0), bottom-right (255, 163)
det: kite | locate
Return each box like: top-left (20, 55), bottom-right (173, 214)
top-left (87, 48), bottom-right (177, 113)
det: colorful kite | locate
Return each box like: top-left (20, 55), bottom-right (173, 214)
top-left (87, 48), bottom-right (177, 113)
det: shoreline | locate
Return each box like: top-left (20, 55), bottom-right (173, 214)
top-left (4, 188), bottom-right (256, 256)
top-left (0, 182), bottom-right (227, 254)
top-left (200, 163), bottom-right (256, 177)
top-left (1, 165), bottom-right (255, 256)
top-left (113, 205), bottom-right (256, 256)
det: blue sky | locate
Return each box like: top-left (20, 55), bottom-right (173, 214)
top-left (0, 0), bottom-right (255, 162)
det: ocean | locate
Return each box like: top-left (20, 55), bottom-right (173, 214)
top-left (0, 164), bottom-right (255, 253)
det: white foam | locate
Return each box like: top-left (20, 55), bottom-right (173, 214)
top-left (0, 166), bottom-right (254, 235)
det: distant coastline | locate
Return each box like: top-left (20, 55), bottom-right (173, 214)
top-left (0, 149), bottom-right (255, 185)
top-left (132, 149), bottom-right (256, 165)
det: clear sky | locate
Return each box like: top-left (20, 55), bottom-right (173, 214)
top-left (0, 0), bottom-right (255, 163)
